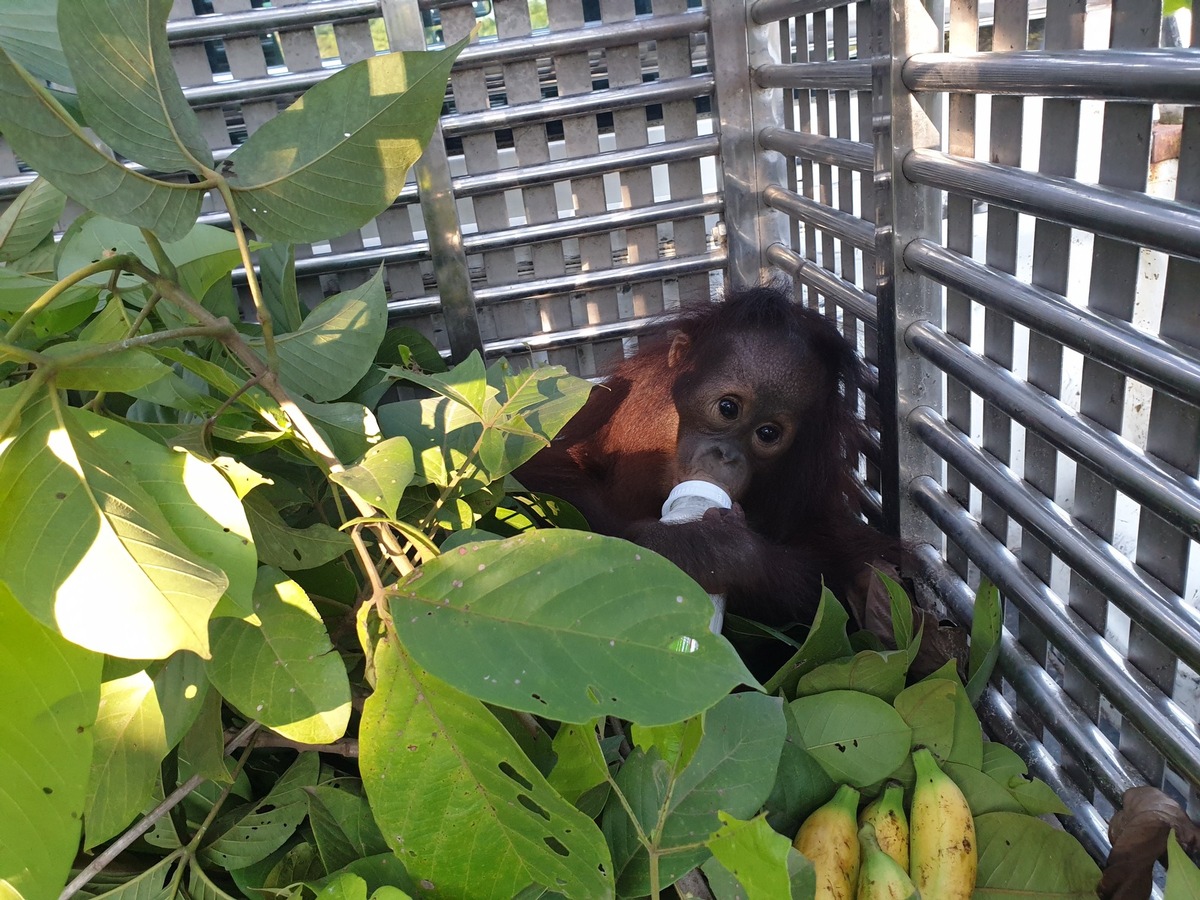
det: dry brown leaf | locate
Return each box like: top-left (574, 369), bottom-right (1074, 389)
top-left (1098, 786), bottom-right (1200, 900)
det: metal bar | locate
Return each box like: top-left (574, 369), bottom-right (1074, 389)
top-left (903, 149), bottom-right (1200, 265)
top-left (379, 0), bottom-right (480, 363)
top-left (763, 184), bottom-right (874, 251)
top-left (913, 544), bottom-right (1146, 806)
top-left (910, 406), bottom-right (1200, 670)
top-left (905, 240), bottom-right (1200, 406)
top-left (759, 126), bottom-right (874, 172)
top-left (442, 74), bottom-right (716, 139)
top-left (711, 1), bottom-right (789, 287)
top-left (167, 0), bottom-right (378, 43)
top-left (904, 49), bottom-right (1200, 104)
top-left (755, 59), bottom-right (873, 92)
top-left (752, 0), bottom-right (854, 25)
top-left (908, 322), bottom-right (1200, 542)
top-left (910, 475), bottom-right (1200, 788)
top-left (765, 244), bottom-right (877, 324)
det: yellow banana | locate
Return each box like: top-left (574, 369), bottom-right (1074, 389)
top-left (909, 748), bottom-right (976, 900)
top-left (794, 783), bottom-right (862, 900)
top-left (857, 823), bottom-right (920, 900)
top-left (859, 781), bottom-right (909, 871)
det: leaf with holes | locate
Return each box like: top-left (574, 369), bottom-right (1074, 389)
top-left (243, 491), bottom-right (353, 572)
top-left (388, 529), bottom-right (756, 725)
top-left (59, 0), bottom-right (213, 174)
top-left (789, 690), bottom-right (912, 787)
top-left (0, 585), bottom-right (101, 900)
top-left (360, 637), bottom-right (614, 899)
top-left (207, 568), bottom-right (351, 744)
top-left (226, 39), bottom-right (467, 243)
top-left (974, 812), bottom-right (1100, 898)
top-left (0, 45), bottom-right (201, 240)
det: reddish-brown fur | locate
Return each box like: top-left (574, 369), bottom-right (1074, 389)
top-left (515, 285), bottom-right (898, 625)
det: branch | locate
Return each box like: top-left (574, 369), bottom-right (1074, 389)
top-left (7, 256), bottom-right (129, 343)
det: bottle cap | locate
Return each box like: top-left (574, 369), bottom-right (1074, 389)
top-left (661, 480), bottom-right (733, 517)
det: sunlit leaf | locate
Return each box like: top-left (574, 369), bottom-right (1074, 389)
top-left (706, 813), bottom-right (811, 900)
top-left (329, 436), bottom-right (414, 515)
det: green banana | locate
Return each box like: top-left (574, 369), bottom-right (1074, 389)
top-left (794, 783), bottom-right (862, 900)
top-left (857, 823), bottom-right (920, 900)
top-left (859, 781), bottom-right (909, 871)
top-left (909, 748), bottom-right (976, 899)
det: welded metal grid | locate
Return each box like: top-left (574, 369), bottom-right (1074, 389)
top-left (748, 0), bottom-right (1200, 862)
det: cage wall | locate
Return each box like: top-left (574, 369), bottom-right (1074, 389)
top-left (746, 0), bottom-right (1200, 864)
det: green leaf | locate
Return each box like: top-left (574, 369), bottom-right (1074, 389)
top-left (329, 437), bottom-right (415, 516)
top-left (0, 0), bottom-right (73, 87)
top-left (377, 396), bottom-right (483, 487)
top-left (942, 763), bottom-right (1024, 816)
top-left (59, 0), bottom-right (213, 173)
top-left (631, 715), bottom-right (704, 775)
top-left (360, 637), bottom-right (614, 900)
top-left (0, 266), bottom-right (99, 315)
top-left (293, 395), bottom-right (382, 464)
top-left (979, 743), bottom-right (1070, 816)
top-left (788, 690), bottom-right (912, 787)
top-left (764, 701), bottom-right (835, 839)
top-left (0, 177), bottom-right (66, 261)
top-left (603, 693), bottom-right (786, 895)
top-left (763, 588), bottom-right (853, 697)
top-left (966, 577), bottom-right (1002, 704)
top-left (1164, 0), bottom-right (1192, 17)
top-left (794, 649), bottom-right (909, 701)
top-left (0, 584), bottom-right (101, 900)
top-left (247, 268), bottom-right (387, 402)
top-left (179, 686), bottom-right (232, 784)
top-left (547, 720), bottom-right (609, 807)
top-left (243, 491), bottom-right (353, 571)
top-left (974, 812), bottom-right (1100, 898)
top-left (0, 45), bottom-right (201, 240)
top-left (923, 661), bottom-right (984, 768)
top-left (208, 568), bottom-right (351, 744)
top-left (259, 243), bottom-right (303, 334)
top-left (377, 325), bottom-right (447, 373)
top-left (0, 393), bottom-right (224, 657)
top-left (84, 671), bottom-right (169, 848)
top-left (227, 40), bottom-right (467, 243)
top-left (706, 813), bottom-right (808, 900)
top-left (41, 341), bottom-right (171, 392)
top-left (1167, 830), bottom-right (1200, 899)
top-left (189, 858), bottom-right (243, 900)
top-left (389, 350), bottom-right (490, 416)
top-left (202, 752), bottom-right (319, 870)
top-left (893, 679), bottom-right (958, 760)
top-left (155, 650), bottom-right (208, 747)
top-left (307, 781), bottom-right (390, 873)
top-left (307, 854), bottom-right (420, 898)
top-left (389, 529), bottom-right (757, 725)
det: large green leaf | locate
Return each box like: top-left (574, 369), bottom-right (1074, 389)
top-left (547, 720), bottom-right (609, 808)
top-left (603, 693), bottom-right (787, 896)
top-left (389, 529), bottom-right (756, 725)
top-left (208, 568), bottom-right (351, 743)
top-left (42, 341), bottom-right (172, 392)
top-left (974, 812), bottom-right (1100, 898)
top-left (329, 437), bottom-right (415, 516)
top-left (243, 491), bottom-right (353, 571)
top-left (0, 177), bottom-right (66, 262)
top-left (922, 662), bottom-right (984, 768)
top-left (59, 0), bottom-right (212, 174)
top-left (360, 637), bottom-right (614, 899)
top-left (763, 589), bottom-right (853, 697)
top-left (226, 40), bottom-right (466, 242)
top-left (705, 813), bottom-right (814, 900)
top-left (0, 0), bottom-right (72, 87)
top-left (764, 701), bottom-right (835, 839)
top-left (84, 671), bottom-right (169, 848)
top-left (307, 781), bottom-right (390, 874)
top-left (247, 269), bottom-right (387, 402)
top-left (794, 649), bottom-right (909, 701)
top-left (0, 584), bottom-right (101, 900)
top-left (1167, 830), bottom-right (1200, 900)
top-left (0, 46), bottom-right (201, 240)
top-left (788, 691), bottom-right (912, 787)
top-left (0, 393), bottom-right (224, 658)
top-left (892, 679), bottom-right (958, 760)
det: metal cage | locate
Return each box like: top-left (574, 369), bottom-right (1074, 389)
top-left (2, 0), bottom-right (1197, 866)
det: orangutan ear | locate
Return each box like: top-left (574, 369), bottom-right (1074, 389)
top-left (667, 333), bottom-right (691, 368)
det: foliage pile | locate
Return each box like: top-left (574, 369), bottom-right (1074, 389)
top-left (3, 2), bottom-right (1195, 899)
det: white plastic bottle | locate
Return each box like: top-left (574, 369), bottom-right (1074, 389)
top-left (660, 479), bottom-right (733, 634)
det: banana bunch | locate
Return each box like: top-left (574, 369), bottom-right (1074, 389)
top-left (909, 748), bottom-right (976, 899)
top-left (793, 751), bottom-right (977, 900)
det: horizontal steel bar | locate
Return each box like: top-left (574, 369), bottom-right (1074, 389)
top-left (760, 126), bottom-right (874, 173)
top-left (167, 0), bottom-right (378, 43)
top-left (905, 240), bottom-right (1200, 406)
top-left (442, 74), bottom-right (716, 139)
top-left (756, 59), bottom-right (873, 92)
top-left (452, 135), bottom-right (720, 199)
top-left (978, 689), bottom-right (1115, 862)
top-left (911, 476), bottom-right (1200, 788)
top-left (908, 322), bottom-right (1200, 541)
top-left (914, 543), bottom-right (1146, 806)
top-left (751, 0), bottom-right (853, 25)
top-left (763, 184), bottom-right (874, 251)
top-left (484, 315), bottom-right (657, 357)
top-left (904, 150), bottom-right (1200, 265)
top-left (910, 406), bottom-right (1200, 670)
top-left (765, 243), bottom-right (878, 324)
top-left (905, 49), bottom-right (1200, 105)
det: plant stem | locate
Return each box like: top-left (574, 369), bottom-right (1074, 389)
top-left (44, 324), bottom-right (233, 369)
top-left (6, 256), bottom-right (129, 343)
top-left (213, 177), bottom-right (278, 373)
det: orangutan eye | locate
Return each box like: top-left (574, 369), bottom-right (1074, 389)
top-left (756, 424), bottom-right (782, 444)
top-left (718, 397), bottom-right (740, 420)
